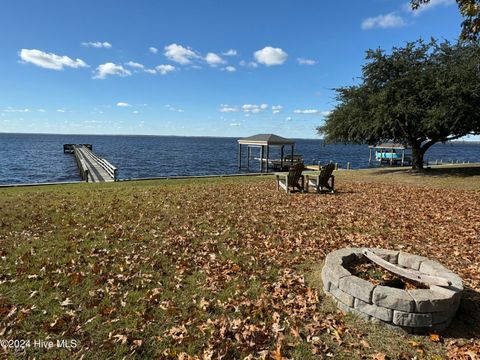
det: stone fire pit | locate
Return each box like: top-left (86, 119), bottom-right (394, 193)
top-left (321, 248), bottom-right (463, 334)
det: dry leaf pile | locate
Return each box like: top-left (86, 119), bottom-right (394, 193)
top-left (0, 176), bottom-right (479, 359)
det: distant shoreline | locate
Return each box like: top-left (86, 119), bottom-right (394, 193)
top-left (0, 132), bottom-right (320, 141)
top-left (1, 132), bottom-right (479, 143)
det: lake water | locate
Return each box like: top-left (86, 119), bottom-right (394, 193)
top-left (0, 133), bottom-right (478, 185)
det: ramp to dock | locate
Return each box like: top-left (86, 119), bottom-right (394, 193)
top-left (64, 144), bottom-right (117, 183)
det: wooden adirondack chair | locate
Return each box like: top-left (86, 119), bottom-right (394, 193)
top-left (306, 163), bottom-right (335, 193)
top-left (276, 163), bottom-right (305, 194)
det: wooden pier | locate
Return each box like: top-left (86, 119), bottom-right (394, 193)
top-left (64, 144), bottom-right (117, 183)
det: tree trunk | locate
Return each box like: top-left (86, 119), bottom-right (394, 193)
top-left (411, 142), bottom-right (424, 170)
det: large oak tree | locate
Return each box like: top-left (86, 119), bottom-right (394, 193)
top-left (317, 40), bottom-right (480, 170)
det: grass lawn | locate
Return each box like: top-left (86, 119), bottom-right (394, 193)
top-left (0, 166), bottom-right (479, 359)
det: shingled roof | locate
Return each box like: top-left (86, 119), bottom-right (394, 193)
top-left (237, 134), bottom-right (295, 145)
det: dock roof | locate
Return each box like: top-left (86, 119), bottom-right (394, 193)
top-left (369, 143), bottom-right (409, 150)
top-left (237, 134), bottom-right (295, 145)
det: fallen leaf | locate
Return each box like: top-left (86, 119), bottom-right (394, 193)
top-left (360, 339), bottom-right (370, 348)
top-left (60, 298), bottom-right (72, 306)
top-left (371, 353), bottom-right (387, 360)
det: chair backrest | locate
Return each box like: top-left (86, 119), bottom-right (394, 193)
top-left (319, 163), bottom-right (335, 186)
top-left (287, 163), bottom-right (305, 185)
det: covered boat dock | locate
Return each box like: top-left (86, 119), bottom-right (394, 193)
top-left (237, 134), bottom-right (299, 172)
top-left (369, 143), bottom-right (412, 166)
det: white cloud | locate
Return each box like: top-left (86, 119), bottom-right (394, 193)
top-left (132, 110), bottom-right (139, 114)
top-left (286, 117), bottom-right (293, 121)
top-left (155, 64), bottom-right (176, 75)
top-left (37, 109), bottom-right (46, 113)
top-left (297, 57), bottom-right (316, 65)
top-left (242, 104), bottom-right (268, 114)
top-left (116, 102), bottom-right (131, 107)
top-left (149, 46), bottom-right (158, 54)
top-left (254, 46), bottom-right (288, 66)
top-left (82, 41), bottom-right (112, 49)
top-left (93, 62), bottom-right (132, 79)
top-left (19, 49), bottom-right (88, 70)
top-left (222, 66), bottom-right (237, 73)
top-left (293, 109), bottom-right (331, 116)
top-left (3, 107), bottom-right (31, 113)
top-left (239, 60), bottom-right (258, 69)
top-left (361, 13), bottom-right (406, 30)
top-left (223, 49), bottom-right (237, 56)
top-left (219, 104), bottom-right (239, 113)
top-left (144, 68), bottom-right (157, 74)
top-left (164, 43), bottom-right (199, 65)
top-left (57, 109), bottom-right (65, 113)
top-left (229, 122), bottom-right (241, 127)
top-left (165, 104), bottom-right (184, 113)
top-left (205, 52), bottom-right (226, 66)
top-left (125, 61), bottom-right (144, 69)
top-left (294, 109), bottom-right (319, 114)
top-left (405, 0), bottom-right (455, 15)
top-left (272, 105), bottom-right (283, 114)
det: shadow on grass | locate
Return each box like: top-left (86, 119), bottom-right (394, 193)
top-left (444, 288), bottom-right (480, 338)
top-left (370, 166), bottom-right (480, 178)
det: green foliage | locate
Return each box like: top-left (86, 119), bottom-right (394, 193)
top-left (318, 39), bottom-right (480, 169)
top-left (411, 0), bottom-right (480, 41)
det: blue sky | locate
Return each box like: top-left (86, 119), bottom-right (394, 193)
top-left (0, 0), bottom-right (468, 138)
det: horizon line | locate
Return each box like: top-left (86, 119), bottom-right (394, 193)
top-left (1, 132), bottom-right (479, 143)
top-left (0, 131), bottom-right (323, 141)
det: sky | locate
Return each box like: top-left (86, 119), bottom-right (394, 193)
top-left (0, 0), bottom-right (469, 139)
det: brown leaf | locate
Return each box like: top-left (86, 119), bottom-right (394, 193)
top-left (371, 353), bottom-right (387, 360)
top-left (360, 339), bottom-right (370, 348)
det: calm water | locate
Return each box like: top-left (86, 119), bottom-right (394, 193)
top-left (0, 133), bottom-right (479, 184)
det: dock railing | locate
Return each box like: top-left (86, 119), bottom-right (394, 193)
top-left (73, 150), bottom-right (90, 182)
top-left (81, 146), bottom-right (118, 181)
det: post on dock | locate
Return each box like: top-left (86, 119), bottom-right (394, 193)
top-left (280, 145), bottom-right (284, 170)
top-left (347, 162), bottom-right (351, 170)
top-left (401, 149), bottom-right (405, 166)
top-left (237, 143), bottom-right (242, 169)
top-left (368, 148), bottom-right (373, 165)
top-left (260, 145), bottom-right (265, 172)
top-left (265, 145), bottom-right (270, 172)
top-left (247, 146), bottom-right (251, 170)
top-left (290, 144), bottom-right (294, 165)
